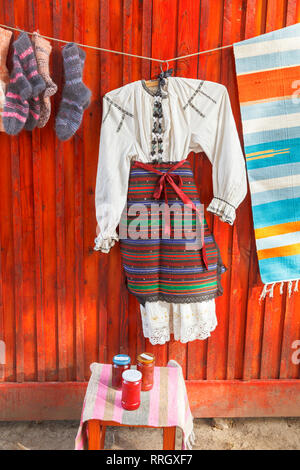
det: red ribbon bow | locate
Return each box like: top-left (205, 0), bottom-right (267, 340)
top-left (134, 159), bottom-right (208, 269)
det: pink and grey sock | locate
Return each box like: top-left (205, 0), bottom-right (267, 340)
top-left (55, 43), bottom-right (91, 141)
top-left (0, 27), bottom-right (13, 132)
top-left (2, 45), bottom-right (31, 135)
top-left (32, 32), bottom-right (57, 128)
top-left (24, 96), bottom-right (41, 131)
top-left (3, 32), bottom-right (46, 134)
top-left (14, 32), bottom-right (45, 97)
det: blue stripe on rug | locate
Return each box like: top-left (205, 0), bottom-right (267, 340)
top-left (252, 197), bottom-right (300, 228)
top-left (244, 126), bottom-right (300, 147)
top-left (241, 98), bottom-right (300, 121)
top-left (236, 49), bottom-right (300, 75)
top-left (245, 137), bottom-right (300, 156)
top-left (246, 151), bottom-right (297, 171)
top-left (247, 161), bottom-right (300, 181)
top-left (251, 185), bottom-right (300, 206)
top-left (259, 253), bottom-right (300, 284)
top-left (235, 23), bottom-right (300, 46)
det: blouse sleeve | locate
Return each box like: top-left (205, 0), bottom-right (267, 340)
top-left (94, 93), bottom-right (135, 253)
top-left (192, 84), bottom-right (247, 225)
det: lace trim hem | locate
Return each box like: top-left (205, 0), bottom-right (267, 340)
top-left (142, 317), bottom-right (218, 345)
top-left (207, 197), bottom-right (236, 225)
top-left (94, 232), bottom-right (119, 253)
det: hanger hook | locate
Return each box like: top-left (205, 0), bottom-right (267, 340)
top-left (160, 60), bottom-right (170, 73)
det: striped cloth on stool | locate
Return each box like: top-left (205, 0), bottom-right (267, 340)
top-left (233, 23), bottom-right (300, 298)
top-left (75, 360), bottom-right (194, 450)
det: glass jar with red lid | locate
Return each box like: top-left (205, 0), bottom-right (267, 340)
top-left (112, 354), bottom-right (131, 389)
top-left (137, 352), bottom-right (155, 391)
top-left (121, 369), bottom-right (142, 411)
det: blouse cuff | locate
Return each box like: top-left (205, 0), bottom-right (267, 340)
top-left (207, 197), bottom-right (236, 225)
top-left (94, 231), bottom-right (119, 253)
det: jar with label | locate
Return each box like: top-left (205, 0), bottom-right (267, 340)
top-left (137, 352), bottom-right (155, 391)
top-left (112, 354), bottom-right (131, 389)
top-left (121, 369), bottom-right (142, 411)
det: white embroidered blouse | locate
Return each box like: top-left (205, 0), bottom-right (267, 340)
top-left (94, 76), bottom-right (247, 252)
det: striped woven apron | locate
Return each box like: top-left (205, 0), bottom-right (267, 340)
top-left (119, 160), bottom-right (226, 305)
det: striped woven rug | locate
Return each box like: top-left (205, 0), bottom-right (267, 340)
top-left (233, 24), bottom-right (300, 298)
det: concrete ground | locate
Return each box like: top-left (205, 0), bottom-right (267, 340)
top-left (0, 418), bottom-right (299, 450)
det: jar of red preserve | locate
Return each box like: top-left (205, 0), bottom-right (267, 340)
top-left (112, 354), bottom-right (131, 389)
top-left (137, 352), bottom-right (155, 391)
top-left (121, 369), bottom-right (142, 411)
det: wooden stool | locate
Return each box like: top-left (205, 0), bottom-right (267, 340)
top-left (88, 419), bottom-right (176, 450)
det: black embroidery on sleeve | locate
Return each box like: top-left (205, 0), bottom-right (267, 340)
top-left (103, 95), bottom-right (133, 132)
top-left (183, 81), bottom-right (217, 117)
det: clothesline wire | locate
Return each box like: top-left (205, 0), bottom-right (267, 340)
top-left (0, 23), bottom-right (233, 65)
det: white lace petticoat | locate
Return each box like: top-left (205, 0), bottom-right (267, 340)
top-left (140, 299), bottom-right (217, 345)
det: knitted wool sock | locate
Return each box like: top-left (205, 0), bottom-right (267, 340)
top-left (14, 32), bottom-right (45, 97)
top-left (32, 32), bottom-right (57, 128)
top-left (55, 43), bottom-right (91, 141)
top-left (2, 45), bottom-right (31, 135)
top-left (78, 47), bottom-right (91, 110)
top-left (0, 27), bottom-right (12, 131)
top-left (24, 96), bottom-right (40, 131)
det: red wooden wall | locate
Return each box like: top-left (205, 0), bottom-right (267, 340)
top-left (0, 0), bottom-right (300, 420)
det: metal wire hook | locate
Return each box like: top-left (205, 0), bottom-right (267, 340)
top-left (160, 60), bottom-right (170, 72)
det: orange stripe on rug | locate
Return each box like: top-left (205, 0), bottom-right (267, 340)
top-left (237, 65), bottom-right (300, 102)
top-left (255, 221), bottom-right (300, 239)
top-left (258, 242), bottom-right (300, 260)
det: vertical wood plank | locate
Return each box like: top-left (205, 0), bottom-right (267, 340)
top-left (265, 0), bottom-right (288, 30)
top-left (286, 0), bottom-right (298, 24)
top-left (281, 0), bottom-right (300, 374)
top-left (52, 0), bottom-right (75, 382)
top-left (9, 0), bottom-right (25, 385)
top-left (26, 0), bottom-right (45, 383)
top-left (10, 136), bottom-right (23, 382)
top-left (73, 0), bottom-right (85, 382)
top-left (97, 0), bottom-right (110, 365)
top-left (242, 0), bottom-right (268, 381)
top-left (62, 0), bottom-right (76, 382)
top-left (0, 1), bottom-right (16, 383)
top-left (222, 0), bottom-right (252, 380)
top-left (39, 0), bottom-right (59, 382)
top-left (83, 0), bottom-right (102, 375)
top-left (244, 0), bottom-right (267, 38)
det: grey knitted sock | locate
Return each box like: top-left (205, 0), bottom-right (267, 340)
top-left (78, 48), bottom-right (91, 110)
top-left (55, 43), bottom-right (91, 141)
top-left (14, 32), bottom-right (45, 97)
top-left (24, 96), bottom-right (40, 131)
top-left (2, 45), bottom-right (30, 135)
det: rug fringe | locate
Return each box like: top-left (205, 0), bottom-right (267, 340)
top-left (260, 279), bottom-right (300, 300)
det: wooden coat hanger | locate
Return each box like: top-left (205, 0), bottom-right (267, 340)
top-left (144, 61), bottom-right (169, 87)
top-left (144, 78), bottom-right (159, 87)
